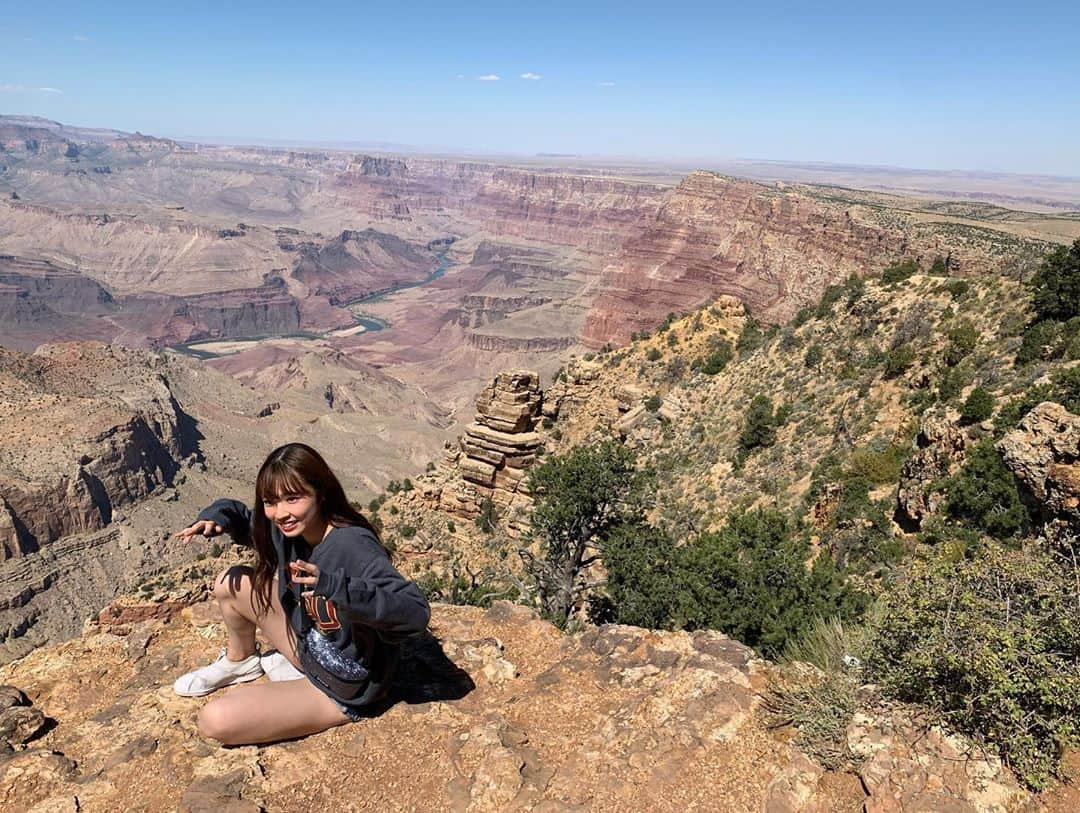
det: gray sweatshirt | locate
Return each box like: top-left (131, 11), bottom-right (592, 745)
top-left (196, 498), bottom-right (430, 707)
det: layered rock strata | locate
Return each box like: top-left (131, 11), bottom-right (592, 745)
top-left (581, 171), bottom-right (1039, 347)
top-left (427, 371), bottom-right (544, 532)
top-left (0, 343), bottom-right (193, 554)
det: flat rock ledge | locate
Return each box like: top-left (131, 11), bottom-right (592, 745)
top-left (0, 600), bottom-right (1035, 812)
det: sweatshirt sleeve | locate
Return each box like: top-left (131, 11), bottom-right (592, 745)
top-left (313, 533), bottom-right (431, 637)
top-left (195, 498), bottom-right (254, 546)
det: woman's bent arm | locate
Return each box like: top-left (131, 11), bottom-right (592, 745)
top-left (196, 498), bottom-right (254, 546)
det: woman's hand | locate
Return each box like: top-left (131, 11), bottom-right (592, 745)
top-left (289, 559), bottom-right (321, 594)
top-left (172, 519), bottom-right (223, 543)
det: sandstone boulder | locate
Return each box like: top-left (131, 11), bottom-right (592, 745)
top-left (998, 401), bottom-right (1080, 520)
top-left (896, 414), bottom-right (966, 529)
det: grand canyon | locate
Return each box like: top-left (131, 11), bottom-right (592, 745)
top-left (2, 111), bottom-right (1080, 811)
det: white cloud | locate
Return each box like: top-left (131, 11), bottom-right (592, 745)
top-left (0, 83), bottom-right (63, 94)
top-left (456, 74), bottom-right (465, 79)
top-left (519, 72), bottom-right (541, 80)
top-left (598, 81), bottom-right (616, 87)
top-left (476, 74), bottom-right (501, 81)
top-left (72, 34), bottom-right (89, 42)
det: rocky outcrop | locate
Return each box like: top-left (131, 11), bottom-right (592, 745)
top-left (0, 343), bottom-right (193, 553)
top-left (425, 371), bottom-right (544, 532)
top-left (0, 590), bottom-right (1038, 812)
top-left (0, 255), bottom-right (114, 314)
top-left (847, 708), bottom-right (1026, 813)
top-left (896, 414), bottom-right (968, 530)
top-left (467, 168), bottom-right (669, 254)
top-left (456, 294), bottom-right (553, 328)
top-left (333, 159), bottom-right (669, 254)
top-left (466, 333), bottom-right (576, 353)
top-left (999, 401), bottom-right (1080, 545)
top-left (291, 228), bottom-right (436, 306)
top-left (177, 276), bottom-right (301, 340)
top-left (581, 171), bottom-right (1036, 347)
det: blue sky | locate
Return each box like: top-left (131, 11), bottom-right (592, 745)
top-left (2, 1), bottom-right (1078, 174)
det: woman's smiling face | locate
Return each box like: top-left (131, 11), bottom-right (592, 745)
top-left (262, 489), bottom-right (322, 540)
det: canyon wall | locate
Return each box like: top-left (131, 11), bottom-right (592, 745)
top-left (333, 158), bottom-right (671, 254)
top-left (0, 343), bottom-right (193, 555)
top-left (581, 172), bottom-right (1040, 347)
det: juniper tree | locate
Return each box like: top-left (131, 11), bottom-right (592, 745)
top-left (521, 440), bottom-right (652, 625)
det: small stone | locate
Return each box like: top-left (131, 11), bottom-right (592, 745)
top-left (0, 706), bottom-right (48, 746)
top-left (343, 733), bottom-right (367, 757)
top-left (0, 686), bottom-right (29, 714)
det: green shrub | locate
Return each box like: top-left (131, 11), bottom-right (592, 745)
top-left (870, 546), bottom-right (1080, 789)
top-left (1030, 238), bottom-right (1080, 322)
top-left (673, 509), bottom-right (865, 657)
top-left (816, 283), bottom-right (845, 318)
top-left (843, 273), bottom-right (866, 307)
top-left (804, 343), bottom-right (824, 369)
top-left (792, 307), bottom-right (813, 328)
top-left (696, 339), bottom-right (733, 375)
top-left (883, 344), bottom-right (915, 379)
top-left (738, 395), bottom-right (777, 453)
top-left (1053, 365), bottom-right (1080, 413)
top-left (881, 259), bottom-right (919, 285)
top-left (416, 568), bottom-right (517, 609)
top-left (848, 440), bottom-right (911, 485)
top-left (943, 320), bottom-right (978, 366)
top-left (400, 524), bottom-right (416, 539)
top-left (1016, 319), bottom-right (1061, 364)
top-left (597, 521), bottom-right (679, 629)
top-left (646, 347), bottom-right (662, 362)
top-left (944, 440), bottom-right (1032, 541)
top-left (764, 665), bottom-right (859, 770)
top-left (960, 386), bottom-right (995, 425)
top-left (737, 320), bottom-right (764, 357)
top-left (995, 383), bottom-right (1056, 432)
top-left (475, 496), bottom-right (498, 534)
top-left (937, 363), bottom-right (972, 403)
top-left (945, 279), bottom-right (970, 299)
top-left (929, 256), bottom-right (949, 276)
top-left (644, 394), bottom-right (662, 412)
top-left (765, 616), bottom-right (871, 769)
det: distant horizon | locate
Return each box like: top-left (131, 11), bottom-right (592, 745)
top-left (3, 1), bottom-right (1077, 177)
top-left (6, 110), bottom-right (1079, 183)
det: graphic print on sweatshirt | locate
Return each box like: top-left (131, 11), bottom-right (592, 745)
top-left (303, 593), bottom-right (342, 632)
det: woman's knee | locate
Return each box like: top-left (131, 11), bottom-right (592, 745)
top-left (211, 565), bottom-right (253, 603)
top-left (197, 699), bottom-right (240, 744)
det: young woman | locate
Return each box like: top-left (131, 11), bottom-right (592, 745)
top-left (172, 442), bottom-right (430, 745)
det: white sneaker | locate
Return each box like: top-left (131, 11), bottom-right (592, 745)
top-left (261, 650), bottom-right (305, 682)
top-left (173, 649), bottom-right (263, 697)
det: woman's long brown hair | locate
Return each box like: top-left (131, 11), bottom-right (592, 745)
top-left (250, 443), bottom-right (384, 616)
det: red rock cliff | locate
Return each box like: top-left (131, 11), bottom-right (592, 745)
top-left (581, 171), bottom-right (1032, 347)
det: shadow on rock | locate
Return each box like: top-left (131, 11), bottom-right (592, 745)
top-left (376, 631), bottom-right (476, 711)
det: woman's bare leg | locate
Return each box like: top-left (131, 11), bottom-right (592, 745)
top-left (200, 566), bottom-right (349, 744)
top-left (212, 565), bottom-right (300, 668)
top-left (198, 680), bottom-right (350, 745)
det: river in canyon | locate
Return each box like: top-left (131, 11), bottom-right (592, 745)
top-left (172, 252), bottom-right (450, 360)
